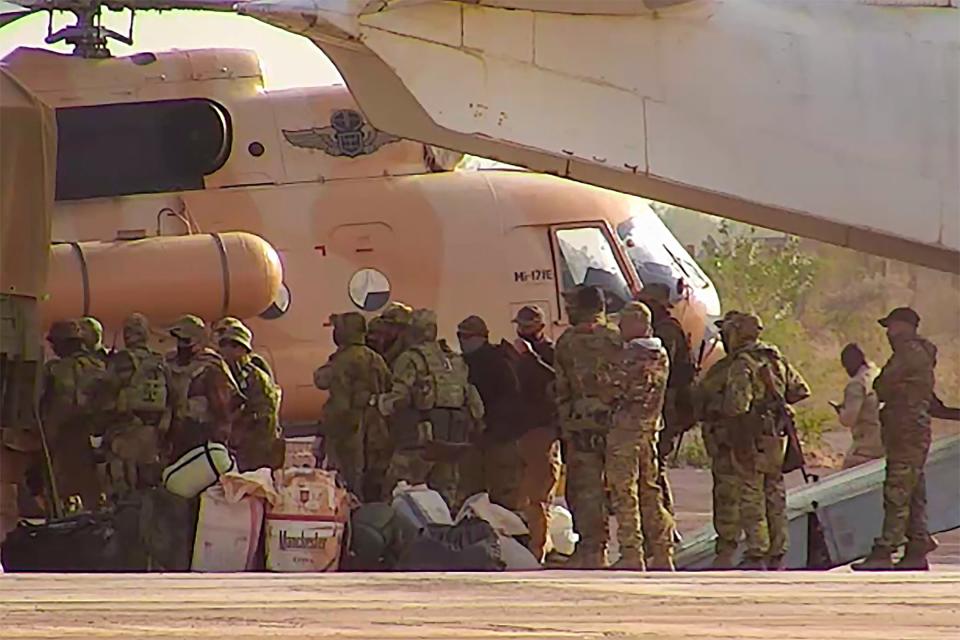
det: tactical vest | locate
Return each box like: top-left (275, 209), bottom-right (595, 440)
top-left (407, 343), bottom-right (470, 412)
top-left (169, 353), bottom-right (226, 425)
top-left (123, 349), bottom-right (169, 414)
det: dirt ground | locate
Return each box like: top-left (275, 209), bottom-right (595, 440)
top-left (2, 572), bottom-right (959, 640)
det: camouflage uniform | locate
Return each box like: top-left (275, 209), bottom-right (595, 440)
top-left (378, 309), bottom-right (483, 508)
top-left (213, 316), bottom-right (275, 381)
top-left (639, 283), bottom-right (695, 521)
top-left (219, 322), bottom-right (285, 472)
top-left (554, 286), bottom-right (622, 568)
top-left (719, 314), bottom-right (810, 568)
top-left (609, 302), bottom-right (674, 570)
top-left (164, 315), bottom-right (242, 463)
top-left (855, 308), bottom-right (938, 570)
top-left (97, 313), bottom-right (170, 497)
top-left (695, 350), bottom-right (740, 566)
top-left (41, 320), bottom-right (106, 510)
top-left (317, 312), bottom-right (391, 498)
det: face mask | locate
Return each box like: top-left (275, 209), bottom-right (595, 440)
top-left (176, 343), bottom-right (193, 361)
top-left (332, 325), bottom-right (345, 347)
top-left (459, 336), bottom-right (486, 354)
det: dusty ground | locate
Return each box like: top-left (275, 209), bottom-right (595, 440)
top-left (2, 572), bottom-right (959, 640)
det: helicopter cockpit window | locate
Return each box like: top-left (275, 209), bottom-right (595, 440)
top-left (554, 227), bottom-right (632, 313)
top-left (348, 268), bottom-right (391, 312)
top-left (55, 99), bottom-right (231, 201)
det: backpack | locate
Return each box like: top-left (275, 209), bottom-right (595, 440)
top-left (126, 350), bottom-right (169, 413)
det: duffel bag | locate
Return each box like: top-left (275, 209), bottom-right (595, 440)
top-left (161, 442), bottom-right (235, 499)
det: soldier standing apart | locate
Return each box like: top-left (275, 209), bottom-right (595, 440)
top-left (834, 343), bottom-right (884, 469)
top-left (164, 315), bottom-right (241, 463)
top-left (218, 321), bottom-right (285, 472)
top-left (315, 312), bottom-right (390, 498)
top-left (457, 315), bottom-right (524, 509)
top-left (718, 313), bottom-right (810, 569)
top-left (606, 302), bottom-right (675, 570)
top-left (511, 305), bottom-right (562, 562)
top-left (854, 307), bottom-right (940, 571)
top-left (375, 309), bottom-right (484, 508)
top-left (554, 286), bottom-right (622, 568)
top-left (41, 320), bottom-right (105, 509)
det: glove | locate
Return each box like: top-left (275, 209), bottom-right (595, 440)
top-left (374, 393), bottom-right (397, 417)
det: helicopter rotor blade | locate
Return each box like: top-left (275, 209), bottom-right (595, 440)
top-left (0, 0), bottom-right (34, 27)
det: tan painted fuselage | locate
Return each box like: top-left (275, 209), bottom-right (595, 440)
top-left (5, 46), bottom-right (720, 425)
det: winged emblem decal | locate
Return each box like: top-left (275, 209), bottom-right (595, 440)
top-left (281, 109), bottom-right (401, 158)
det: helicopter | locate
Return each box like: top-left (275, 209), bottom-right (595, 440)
top-left (1, 0), bottom-right (722, 426)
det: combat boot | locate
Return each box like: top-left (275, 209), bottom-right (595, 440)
top-left (647, 551), bottom-right (675, 572)
top-left (567, 546), bottom-right (609, 570)
top-left (712, 547), bottom-right (737, 570)
top-left (894, 538), bottom-right (937, 571)
top-left (610, 547), bottom-right (645, 571)
top-left (738, 555), bottom-right (766, 570)
top-left (851, 546), bottom-right (894, 571)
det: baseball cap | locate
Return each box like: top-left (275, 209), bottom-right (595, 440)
top-left (878, 307), bottom-right (920, 328)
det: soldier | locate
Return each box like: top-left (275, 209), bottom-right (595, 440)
top-left (695, 311), bottom-right (747, 568)
top-left (218, 321), bottom-right (285, 472)
top-left (554, 285), bottom-right (622, 568)
top-left (78, 316), bottom-right (109, 364)
top-left (834, 343), bottom-right (883, 469)
top-left (609, 301), bottom-right (675, 570)
top-left (853, 307), bottom-right (940, 571)
top-left (40, 320), bottom-right (105, 510)
top-left (96, 313), bottom-right (170, 498)
top-left (212, 316), bottom-right (275, 382)
top-left (164, 315), bottom-right (241, 463)
top-left (315, 312), bottom-right (391, 498)
top-left (457, 315), bottom-right (523, 509)
top-left (511, 305), bottom-right (562, 562)
top-left (376, 309), bottom-right (484, 508)
top-left (639, 283), bottom-right (696, 541)
top-left (367, 302), bottom-right (414, 367)
top-left (717, 312), bottom-right (810, 569)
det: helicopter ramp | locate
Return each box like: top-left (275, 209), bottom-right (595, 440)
top-left (676, 435), bottom-right (960, 570)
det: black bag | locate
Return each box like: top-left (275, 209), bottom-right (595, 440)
top-left (139, 487), bottom-right (199, 571)
top-left (1, 501), bottom-right (146, 572)
top-left (395, 517), bottom-right (505, 572)
top-left (343, 502), bottom-right (418, 572)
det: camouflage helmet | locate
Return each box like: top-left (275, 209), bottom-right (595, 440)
top-left (723, 312), bottom-right (763, 340)
top-left (212, 316), bottom-right (244, 339)
top-left (411, 308), bottom-right (439, 341)
top-left (122, 312), bottom-right (150, 346)
top-left (379, 301), bottom-right (414, 326)
top-left (639, 282), bottom-right (672, 306)
top-left (218, 322), bottom-right (254, 352)
top-left (618, 301), bottom-right (653, 325)
top-left (170, 314), bottom-right (207, 347)
top-left (331, 312), bottom-right (367, 346)
top-left (513, 305), bottom-right (544, 327)
top-left (47, 319), bottom-right (82, 343)
top-left (78, 316), bottom-right (104, 349)
top-left (714, 310), bottom-right (743, 328)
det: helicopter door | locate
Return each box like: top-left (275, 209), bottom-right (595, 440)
top-left (550, 223), bottom-right (637, 321)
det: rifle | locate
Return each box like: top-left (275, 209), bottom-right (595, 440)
top-left (757, 364), bottom-right (817, 484)
top-left (668, 338), bottom-right (707, 464)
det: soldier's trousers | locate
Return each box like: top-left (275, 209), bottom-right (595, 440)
top-left (459, 439), bottom-right (524, 510)
top-left (877, 460), bottom-right (930, 550)
top-left (639, 432), bottom-right (675, 560)
top-left (518, 427), bottom-right (561, 562)
top-left (564, 436), bottom-right (608, 554)
top-left (384, 448), bottom-right (460, 509)
top-left (327, 429), bottom-right (365, 498)
top-left (740, 468), bottom-right (787, 560)
top-left (364, 419), bottom-right (393, 503)
top-left (704, 430), bottom-right (741, 555)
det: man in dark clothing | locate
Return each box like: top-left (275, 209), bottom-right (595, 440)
top-left (457, 315), bottom-right (524, 510)
top-left (512, 305), bottom-right (562, 561)
top-left (638, 284), bottom-right (695, 531)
